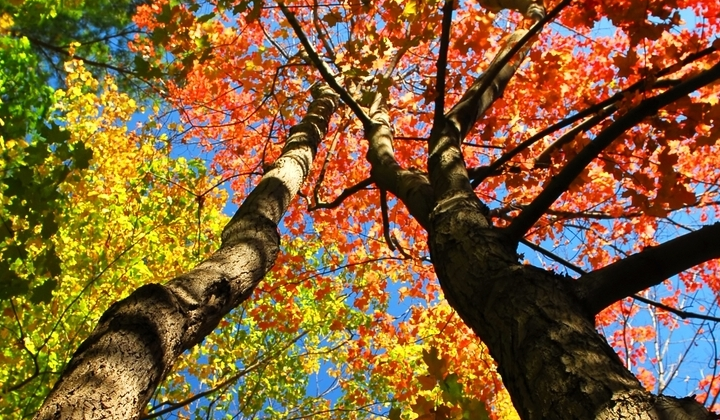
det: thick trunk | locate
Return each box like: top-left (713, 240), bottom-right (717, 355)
top-left (427, 194), bottom-right (714, 420)
top-left (34, 85), bottom-right (339, 420)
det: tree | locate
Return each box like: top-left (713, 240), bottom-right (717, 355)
top-left (0, 60), bottom-right (228, 416)
top-left (5, 61), bottom-right (450, 419)
top-left (1, 0), bottom-right (147, 81)
top-left (0, 0), bottom-right (155, 311)
top-left (29, 0), bottom-right (720, 419)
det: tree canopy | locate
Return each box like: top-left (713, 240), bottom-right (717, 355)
top-left (2, 0), bottom-right (720, 419)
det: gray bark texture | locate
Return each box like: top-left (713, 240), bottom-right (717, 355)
top-left (33, 84), bottom-right (339, 420)
top-left (34, 3), bottom-right (720, 419)
top-left (414, 19), bottom-right (720, 420)
top-left (426, 195), bottom-right (717, 420)
top-left (359, 15), bottom-right (720, 420)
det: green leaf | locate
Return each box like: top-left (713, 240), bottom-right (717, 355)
top-left (197, 13), bottom-right (215, 23)
top-left (462, 399), bottom-right (491, 420)
top-left (152, 28), bottom-right (169, 45)
top-left (0, 270), bottom-right (30, 299)
top-left (194, 35), bottom-right (211, 49)
top-left (30, 279), bottom-right (58, 304)
top-left (37, 247), bottom-right (63, 278)
top-left (71, 142), bottom-right (94, 170)
top-left (156, 4), bottom-right (175, 24)
top-left (134, 56), bottom-right (163, 79)
top-left (0, 223), bottom-right (13, 241)
top-left (134, 55), bottom-right (151, 76)
top-left (24, 142), bottom-right (51, 166)
top-left (3, 242), bottom-right (28, 262)
top-left (388, 407), bottom-right (401, 420)
top-left (440, 373), bottom-right (463, 404)
top-left (40, 216), bottom-right (59, 240)
top-left (41, 123), bottom-right (71, 145)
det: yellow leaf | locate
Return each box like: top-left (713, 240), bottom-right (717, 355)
top-left (402, 0), bottom-right (417, 18)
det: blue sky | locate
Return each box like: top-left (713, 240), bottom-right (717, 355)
top-left (139, 3), bottom-right (720, 418)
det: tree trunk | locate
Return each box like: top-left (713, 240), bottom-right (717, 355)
top-left (427, 193), bottom-right (715, 420)
top-left (34, 85), bottom-right (339, 420)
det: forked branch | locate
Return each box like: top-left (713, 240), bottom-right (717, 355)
top-left (504, 60), bottom-right (720, 244)
top-left (428, 24), bottom-right (536, 197)
top-left (450, 0), bottom-right (571, 136)
top-left (279, 2), bottom-right (373, 129)
top-left (472, 45), bottom-right (717, 185)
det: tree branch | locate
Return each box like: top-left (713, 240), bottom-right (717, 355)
top-left (427, 1), bottom-right (568, 195)
top-left (433, 0), bottom-right (454, 128)
top-left (575, 222), bottom-right (720, 315)
top-left (278, 2), bottom-right (373, 129)
top-left (429, 24), bottom-right (537, 198)
top-left (631, 294), bottom-right (720, 323)
top-left (471, 109), bottom-right (613, 188)
top-left (443, 27), bottom-right (532, 141)
top-left (366, 116), bottom-right (436, 229)
top-left (23, 34), bottom-right (135, 75)
top-left (456, 0), bottom-right (571, 132)
top-left (504, 60), bottom-right (720, 243)
top-left (309, 177), bottom-right (373, 210)
top-left (520, 238), bottom-right (584, 274)
top-left (521, 238), bottom-right (720, 323)
top-left (472, 45), bottom-right (718, 185)
top-left (490, 205), bottom-right (642, 221)
top-left (380, 188), bottom-right (395, 251)
top-left (533, 109), bottom-right (614, 168)
top-left (311, 0), bottom-right (337, 63)
top-left (35, 84), bottom-right (340, 419)
top-left (142, 332), bottom-right (308, 419)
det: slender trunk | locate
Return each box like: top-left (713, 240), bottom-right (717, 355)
top-left (34, 85), bottom-right (339, 420)
top-left (427, 194), bottom-right (714, 420)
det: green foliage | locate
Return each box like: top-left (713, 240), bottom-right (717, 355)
top-left (0, 0), bottom-right (147, 303)
top-left (149, 234), bottom-right (380, 419)
top-left (0, 64), bottom-right (229, 417)
top-left (0, 0), bottom-right (142, 81)
top-left (0, 34), bottom-right (54, 139)
top-left (0, 121), bottom-right (94, 301)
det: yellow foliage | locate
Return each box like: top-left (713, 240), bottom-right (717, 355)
top-left (0, 13), bottom-right (13, 34)
top-left (0, 60), bottom-right (228, 417)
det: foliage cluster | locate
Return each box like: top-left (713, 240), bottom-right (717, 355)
top-left (3, 0), bottom-right (720, 419)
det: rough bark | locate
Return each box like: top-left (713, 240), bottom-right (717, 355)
top-left (34, 84), bottom-right (339, 420)
top-left (427, 198), bottom-right (715, 420)
top-left (34, 3), bottom-right (720, 418)
top-left (419, 13), bottom-right (719, 420)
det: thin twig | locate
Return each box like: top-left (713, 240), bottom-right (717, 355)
top-left (380, 188), bottom-right (396, 251)
top-left (23, 34), bottom-right (135, 75)
top-left (466, 0), bottom-right (572, 113)
top-left (520, 239), bottom-right (720, 323)
top-left (505, 61), bottom-right (720, 243)
top-left (142, 332), bottom-right (309, 419)
top-left (474, 45), bottom-right (718, 184)
top-left (278, 2), bottom-right (373, 128)
top-left (309, 177), bottom-right (374, 210)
